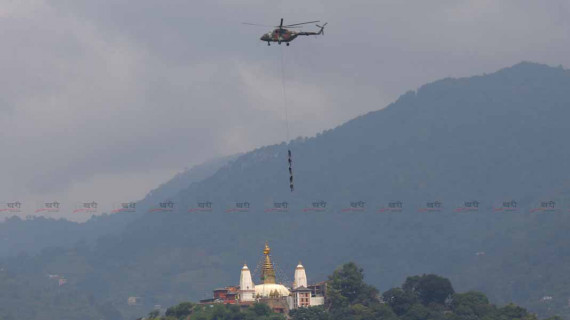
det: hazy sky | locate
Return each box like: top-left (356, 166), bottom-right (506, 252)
top-left (1, 0), bottom-right (569, 219)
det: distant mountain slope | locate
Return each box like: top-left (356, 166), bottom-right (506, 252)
top-left (174, 62), bottom-right (570, 208)
top-left (3, 62), bottom-right (570, 320)
top-left (138, 154), bottom-right (240, 209)
top-left (0, 154), bottom-right (238, 258)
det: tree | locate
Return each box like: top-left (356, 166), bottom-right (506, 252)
top-left (383, 288), bottom-right (418, 316)
top-left (290, 306), bottom-right (330, 320)
top-left (350, 303), bottom-right (398, 320)
top-left (327, 262), bottom-right (379, 309)
top-left (497, 303), bottom-right (537, 320)
top-left (402, 274), bottom-right (454, 306)
top-left (251, 303), bottom-right (273, 317)
top-left (401, 304), bottom-right (431, 320)
top-left (450, 291), bottom-right (493, 320)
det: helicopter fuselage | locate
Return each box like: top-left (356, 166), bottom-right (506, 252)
top-left (260, 29), bottom-right (299, 44)
top-left (252, 19), bottom-right (326, 46)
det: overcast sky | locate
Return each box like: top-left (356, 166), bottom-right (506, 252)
top-left (1, 0), bottom-right (569, 220)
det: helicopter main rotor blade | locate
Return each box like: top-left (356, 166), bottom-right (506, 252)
top-left (271, 26), bottom-right (304, 29)
top-left (242, 22), bottom-right (273, 27)
top-left (280, 18), bottom-right (284, 29)
top-left (283, 20), bottom-right (320, 27)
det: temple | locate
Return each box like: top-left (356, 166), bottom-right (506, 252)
top-left (200, 243), bottom-right (326, 314)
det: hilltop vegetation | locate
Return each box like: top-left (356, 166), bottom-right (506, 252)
top-left (144, 263), bottom-right (560, 320)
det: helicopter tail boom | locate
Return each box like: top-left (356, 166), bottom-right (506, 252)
top-left (296, 23), bottom-right (327, 37)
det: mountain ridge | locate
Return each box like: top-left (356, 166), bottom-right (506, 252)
top-left (2, 62), bottom-right (570, 320)
top-left (167, 61), bottom-right (570, 210)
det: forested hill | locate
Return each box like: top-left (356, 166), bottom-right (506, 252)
top-left (173, 61), bottom-right (570, 208)
top-left (2, 62), bottom-right (570, 320)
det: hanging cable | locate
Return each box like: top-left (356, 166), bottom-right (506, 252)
top-left (280, 46), bottom-right (294, 192)
top-left (280, 46), bottom-right (290, 143)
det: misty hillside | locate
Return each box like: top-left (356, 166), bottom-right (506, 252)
top-left (0, 154), bottom-right (238, 258)
top-left (2, 62), bottom-right (570, 320)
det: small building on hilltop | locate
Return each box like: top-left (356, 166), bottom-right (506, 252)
top-left (199, 243), bottom-right (326, 314)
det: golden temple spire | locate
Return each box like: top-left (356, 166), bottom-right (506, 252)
top-left (261, 242), bottom-right (276, 284)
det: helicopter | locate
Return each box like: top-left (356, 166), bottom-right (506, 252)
top-left (244, 18), bottom-right (327, 46)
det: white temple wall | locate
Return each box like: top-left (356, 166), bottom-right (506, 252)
top-left (310, 296), bottom-right (325, 306)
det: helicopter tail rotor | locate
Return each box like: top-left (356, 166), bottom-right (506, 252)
top-left (316, 22), bottom-right (327, 35)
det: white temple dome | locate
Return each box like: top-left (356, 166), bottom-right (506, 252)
top-left (254, 283), bottom-right (290, 297)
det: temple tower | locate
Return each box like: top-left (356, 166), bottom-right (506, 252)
top-left (239, 264), bottom-right (255, 302)
top-left (261, 242), bottom-right (276, 284)
top-left (293, 261), bottom-right (307, 289)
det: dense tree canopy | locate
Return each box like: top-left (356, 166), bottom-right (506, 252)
top-left (326, 262), bottom-right (379, 309)
top-left (297, 266), bottom-right (557, 320)
top-left (402, 274), bottom-right (455, 306)
top-left (144, 303), bottom-right (285, 320)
